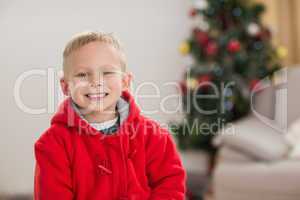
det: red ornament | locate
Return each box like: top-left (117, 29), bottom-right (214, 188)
top-left (197, 75), bottom-right (212, 90)
top-left (227, 39), bottom-right (241, 53)
top-left (256, 28), bottom-right (271, 40)
top-left (205, 41), bottom-right (218, 56)
top-left (249, 79), bottom-right (261, 91)
top-left (194, 28), bottom-right (209, 46)
top-left (189, 8), bottom-right (198, 17)
top-left (179, 81), bottom-right (187, 95)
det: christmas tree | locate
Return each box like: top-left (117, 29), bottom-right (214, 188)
top-left (172, 0), bottom-right (286, 153)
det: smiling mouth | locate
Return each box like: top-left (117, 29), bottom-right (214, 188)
top-left (85, 93), bottom-right (108, 100)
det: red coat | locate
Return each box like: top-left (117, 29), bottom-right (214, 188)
top-left (34, 90), bottom-right (186, 200)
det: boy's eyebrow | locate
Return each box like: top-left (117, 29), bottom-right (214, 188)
top-left (73, 69), bottom-right (88, 73)
top-left (97, 65), bottom-right (121, 71)
top-left (73, 64), bottom-right (122, 72)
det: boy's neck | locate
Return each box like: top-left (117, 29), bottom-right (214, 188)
top-left (79, 104), bottom-right (118, 123)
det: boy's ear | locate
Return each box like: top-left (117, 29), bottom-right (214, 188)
top-left (122, 72), bottom-right (133, 91)
top-left (60, 77), bottom-right (69, 96)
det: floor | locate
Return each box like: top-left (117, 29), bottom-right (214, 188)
top-left (0, 193), bottom-right (214, 200)
top-left (204, 193), bottom-right (214, 200)
top-left (0, 195), bottom-right (32, 200)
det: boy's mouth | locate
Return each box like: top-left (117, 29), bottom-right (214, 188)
top-left (85, 92), bottom-right (109, 100)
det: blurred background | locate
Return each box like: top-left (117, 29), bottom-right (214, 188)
top-left (1, 0), bottom-right (300, 199)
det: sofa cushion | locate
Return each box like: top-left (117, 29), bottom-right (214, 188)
top-left (213, 115), bottom-right (290, 161)
top-left (286, 118), bottom-right (300, 159)
top-left (217, 146), bottom-right (255, 163)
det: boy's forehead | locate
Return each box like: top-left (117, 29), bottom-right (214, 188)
top-left (73, 42), bottom-right (121, 61)
top-left (74, 64), bottom-right (121, 71)
top-left (77, 41), bottom-right (118, 53)
top-left (65, 42), bottom-right (123, 70)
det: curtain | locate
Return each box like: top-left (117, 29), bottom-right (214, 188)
top-left (256, 0), bottom-right (300, 66)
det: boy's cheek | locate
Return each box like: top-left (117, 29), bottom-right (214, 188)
top-left (69, 80), bottom-right (89, 90)
top-left (108, 82), bottom-right (123, 92)
top-left (67, 83), bottom-right (87, 99)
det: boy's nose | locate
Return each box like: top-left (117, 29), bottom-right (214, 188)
top-left (90, 81), bottom-right (102, 87)
top-left (90, 73), bottom-right (104, 87)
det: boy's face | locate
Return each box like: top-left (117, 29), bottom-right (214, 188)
top-left (61, 41), bottom-right (131, 115)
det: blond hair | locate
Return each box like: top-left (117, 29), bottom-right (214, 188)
top-left (62, 31), bottom-right (127, 74)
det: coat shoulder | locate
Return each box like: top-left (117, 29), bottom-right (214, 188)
top-left (34, 124), bottom-right (74, 152)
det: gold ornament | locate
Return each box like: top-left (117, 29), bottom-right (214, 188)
top-left (179, 41), bottom-right (190, 55)
top-left (210, 29), bottom-right (220, 38)
top-left (186, 78), bottom-right (198, 90)
top-left (276, 46), bottom-right (288, 59)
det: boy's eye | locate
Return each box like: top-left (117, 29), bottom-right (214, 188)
top-left (76, 72), bottom-right (87, 78)
top-left (103, 71), bottom-right (116, 76)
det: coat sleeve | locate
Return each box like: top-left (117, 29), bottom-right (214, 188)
top-left (34, 129), bottom-right (73, 200)
top-left (145, 125), bottom-right (187, 200)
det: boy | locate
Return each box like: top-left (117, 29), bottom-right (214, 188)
top-left (34, 31), bottom-right (186, 200)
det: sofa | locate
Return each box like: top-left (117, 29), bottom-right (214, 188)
top-left (212, 67), bottom-right (300, 200)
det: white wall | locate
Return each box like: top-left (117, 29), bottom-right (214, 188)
top-left (0, 0), bottom-right (190, 194)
